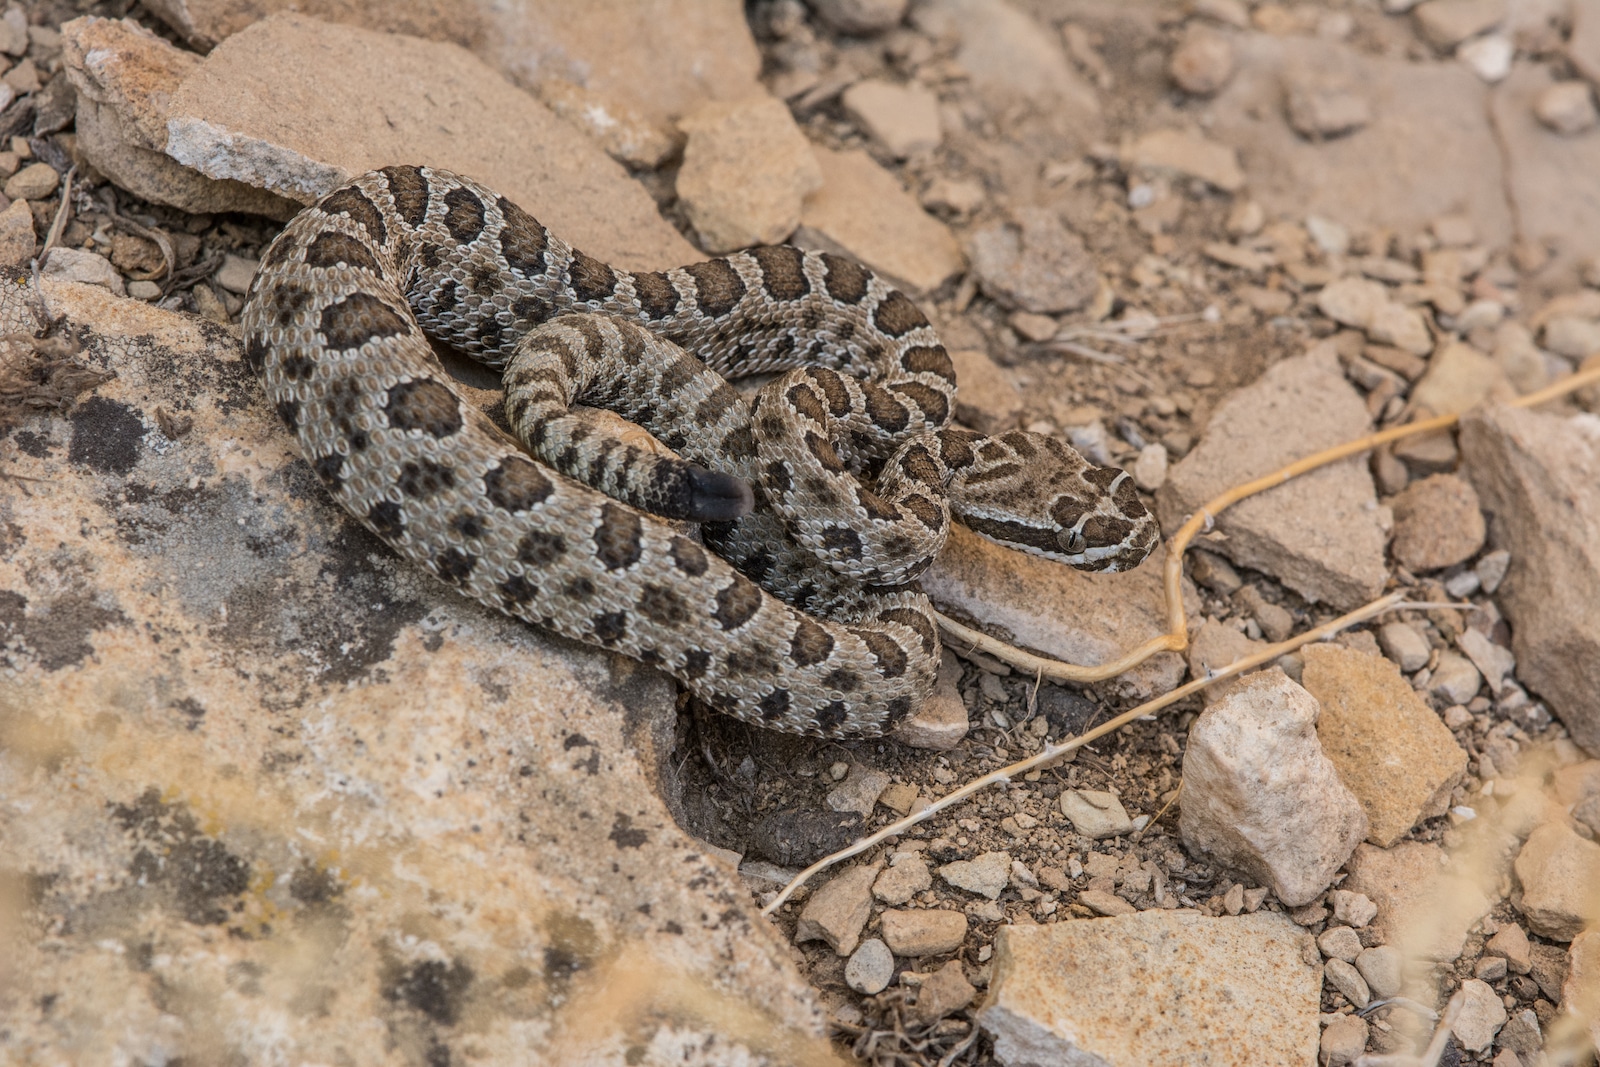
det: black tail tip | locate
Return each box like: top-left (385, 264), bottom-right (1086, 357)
top-left (687, 467), bottom-right (755, 522)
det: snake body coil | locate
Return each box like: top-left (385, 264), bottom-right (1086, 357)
top-left (242, 166), bottom-right (1158, 737)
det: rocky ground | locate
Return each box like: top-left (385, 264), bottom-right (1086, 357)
top-left (1, 0), bottom-right (1599, 1065)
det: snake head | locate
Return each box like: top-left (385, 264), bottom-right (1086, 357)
top-left (948, 431), bottom-right (1160, 573)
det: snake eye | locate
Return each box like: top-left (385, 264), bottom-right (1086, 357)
top-left (1059, 527), bottom-right (1087, 555)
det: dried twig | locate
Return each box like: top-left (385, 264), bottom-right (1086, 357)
top-left (37, 165), bottom-right (76, 262)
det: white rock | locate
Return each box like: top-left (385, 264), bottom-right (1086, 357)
top-left (1377, 621), bottom-right (1431, 673)
top-left (1457, 629), bottom-right (1514, 696)
top-left (937, 851), bottom-right (1011, 899)
top-left (214, 253), bottom-right (259, 295)
top-left (1132, 442), bottom-right (1168, 491)
top-left (1328, 889), bottom-right (1378, 928)
top-left (1429, 651), bottom-right (1483, 705)
top-left (1513, 821), bottom-right (1600, 940)
top-left (1179, 670), bottom-right (1368, 906)
top-left (1318, 925), bottom-right (1363, 963)
top-left (845, 938), bottom-right (895, 994)
top-left (1452, 978), bottom-right (1508, 1053)
top-left (0, 195), bottom-right (34, 263)
top-left (1458, 33), bottom-right (1513, 82)
top-left (42, 248), bottom-right (126, 296)
top-left (1059, 790), bottom-right (1135, 840)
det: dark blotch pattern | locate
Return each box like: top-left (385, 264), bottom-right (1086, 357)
top-left (243, 336), bottom-right (268, 375)
top-left (518, 529), bottom-right (567, 566)
top-left (485, 457), bottom-right (554, 512)
top-left (758, 688), bottom-right (791, 721)
top-left (671, 536), bottom-right (708, 576)
top-left (713, 576), bottom-right (763, 631)
top-left (685, 259), bottom-right (746, 317)
top-left (398, 459), bottom-right (455, 499)
top-left (368, 500), bottom-right (404, 539)
top-left (682, 649), bottom-right (711, 678)
top-left (500, 574), bottom-right (538, 606)
top-left (593, 504), bottom-right (643, 570)
top-left (632, 271), bottom-right (681, 319)
top-left (303, 231), bottom-right (382, 273)
top-left (592, 611), bottom-right (627, 645)
top-left (496, 196), bottom-right (549, 275)
top-left (900, 344), bottom-right (954, 382)
top-left (385, 378), bottom-right (463, 438)
top-left (820, 525), bottom-right (863, 560)
top-left (872, 290), bottom-right (929, 338)
top-left (275, 399), bottom-right (300, 432)
top-left (381, 165), bottom-right (431, 226)
top-left (637, 583), bottom-right (689, 626)
top-left (442, 186), bottom-right (486, 242)
top-left (821, 253), bottom-right (870, 305)
top-left (789, 619), bottom-right (834, 667)
top-left (853, 628), bottom-right (908, 679)
top-left (318, 186), bottom-right (387, 243)
top-left (751, 245), bottom-right (809, 301)
top-left (312, 452), bottom-right (344, 487)
top-left (435, 548), bottom-right (477, 584)
top-left (319, 292), bottom-right (412, 350)
top-left (569, 251), bottom-right (618, 303)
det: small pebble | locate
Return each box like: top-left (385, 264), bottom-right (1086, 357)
top-left (1377, 621), bottom-right (1430, 673)
top-left (1328, 889), bottom-right (1378, 928)
top-left (1323, 957), bottom-right (1371, 1008)
top-left (1534, 81), bottom-right (1599, 136)
top-left (1443, 570), bottom-right (1481, 598)
top-left (1452, 978), bottom-right (1507, 1053)
top-left (1318, 925), bottom-right (1363, 963)
top-left (3, 161), bottom-right (58, 202)
top-left (1355, 945), bottom-right (1402, 999)
top-left (214, 253), bottom-right (260, 296)
top-left (1132, 441), bottom-right (1168, 491)
top-left (845, 938), bottom-right (895, 995)
top-left (1475, 549), bottom-right (1510, 594)
top-left (937, 851), bottom-right (1011, 899)
top-left (1169, 25), bottom-right (1235, 96)
top-left (127, 280), bottom-right (163, 301)
top-left (1430, 651), bottom-right (1482, 705)
top-left (880, 907), bottom-right (968, 956)
top-left (1320, 1014), bottom-right (1368, 1067)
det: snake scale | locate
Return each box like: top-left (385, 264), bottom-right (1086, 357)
top-left (241, 166), bottom-right (1158, 737)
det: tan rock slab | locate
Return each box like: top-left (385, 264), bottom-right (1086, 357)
top-left (981, 912), bottom-right (1319, 1066)
top-left (676, 94), bottom-right (821, 253)
top-left (1186, 619), bottom-right (1268, 704)
top-left (1301, 644), bottom-right (1466, 846)
top-left (967, 207), bottom-right (1100, 314)
top-left (1157, 344), bottom-right (1388, 611)
top-left (1513, 821), bottom-right (1600, 940)
top-left (873, 852), bottom-right (932, 905)
top-left (841, 78), bottom-right (942, 159)
top-left (909, 959), bottom-right (977, 1025)
top-left (1077, 889), bottom-right (1137, 917)
top-left (62, 16), bottom-right (305, 219)
top-left (796, 145), bottom-right (964, 296)
top-left (1122, 128), bottom-right (1245, 192)
top-left (1344, 841), bottom-right (1494, 962)
top-left (893, 647), bottom-right (970, 750)
top-left (1180, 670), bottom-right (1368, 906)
top-left (795, 863), bottom-right (879, 956)
top-left (1461, 405), bottom-right (1600, 754)
top-left (1562, 929), bottom-right (1600, 1053)
top-left (0, 278), bottom-right (829, 1065)
top-left (880, 908), bottom-right (968, 957)
top-left (922, 529), bottom-right (1191, 702)
top-left (159, 13), bottom-right (698, 270)
top-left (141, 0), bottom-right (762, 127)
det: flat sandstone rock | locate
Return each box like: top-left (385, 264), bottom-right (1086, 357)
top-left (1301, 644), bottom-right (1467, 846)
top-left (980, 912), bottom-right (1319, 1066)
top-left (1157, 343), bottom-right (1387, 610)
top-left (159, 13), bottom-right (698, 270)
top-left (0, 277), bottom-right (828, 1065)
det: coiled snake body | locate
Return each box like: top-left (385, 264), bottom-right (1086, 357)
top-left (241, 166), bottom-right (1158, 737)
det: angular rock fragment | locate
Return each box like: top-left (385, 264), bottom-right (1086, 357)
top-left (1157, 344), bottom-right (1388, 610)
top-left (1180, 670), bottom-right (1368, 905)
top-left (1301, 645), bottom-right (1466, 846)
top-left (796, 146), bottom-right (964, 296)
top-left (676, 94), bottom-right (822, 253)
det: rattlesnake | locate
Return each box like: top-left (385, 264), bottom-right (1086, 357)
top-left (241, 166), bottom-right (1158, 737)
